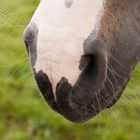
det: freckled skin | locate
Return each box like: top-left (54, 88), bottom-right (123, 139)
top-left (24, 0), bottom-right (140, 122)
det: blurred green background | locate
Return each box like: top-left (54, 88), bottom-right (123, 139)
top-left (0, 0), bottom-right (140, 140)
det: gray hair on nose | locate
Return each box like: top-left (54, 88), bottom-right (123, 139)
top-left (65, 0), bottom-right (73, 8)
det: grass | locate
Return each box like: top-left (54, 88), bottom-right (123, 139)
top-left (0, 0), bottom-right (140, 140)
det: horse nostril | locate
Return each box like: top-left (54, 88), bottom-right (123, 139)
top-left (24, 25), bottom-right (35, 42)
top-left (23, 25), bottom-right (35, 53)
top-left (23, 23), bottom-right (38, 67)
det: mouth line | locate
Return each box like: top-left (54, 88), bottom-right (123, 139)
top-left (33, 69), bottom-right (121, 123)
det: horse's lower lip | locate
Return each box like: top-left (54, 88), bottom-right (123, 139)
top-left (33, 70), bottom-right (102, 122)
top-left (33, 66), bottom-right (122, 123)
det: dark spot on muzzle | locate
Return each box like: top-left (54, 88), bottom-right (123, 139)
top-left (65, 0), bottom-right (73, 8)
